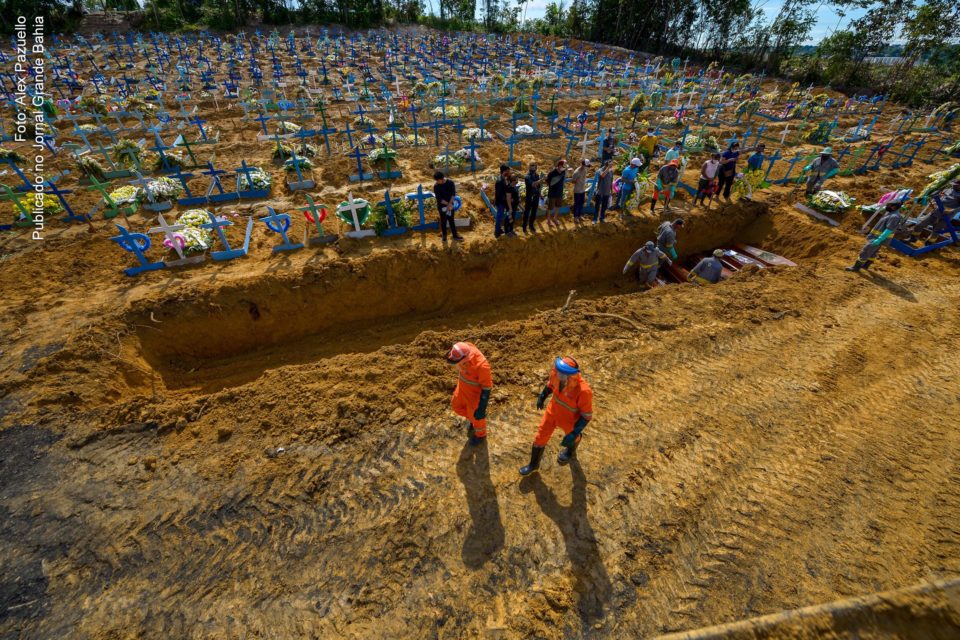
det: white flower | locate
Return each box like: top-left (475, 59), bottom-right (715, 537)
top-left (462, 128), bottom-right (492, 141)
top-left (515, 124), bottom-right (534, 135)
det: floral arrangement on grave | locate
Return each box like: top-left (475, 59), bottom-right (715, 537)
top-left (684, 135), bottom-right (720, 153)
top-left (0, 148), bottom-right (26, 163)
top-left (176, 209), bottom-right (215, 253)
top-left (78, 96), bottom-right (108, 115)
top-left (369, 147), bottom-right (399, 166)
top-left (141, 177), bottom-right (184, 202)
top-left (352, 115), bottom-right (378, 128)
top-left (514, 124), bottom-right (534, 135)
top-left (491, 74), bottom-right (506, 88)
top-left (277, 121), bottom-right (301, 134)
top-left (733, 170), bottom-right (770, 199)
top-left (284, 156), bottom-right (314, 172)
top-left (933, 102), bottom-right (959, 119)
top-left (432, 152), bottom-right (465, 168)
top-left (113, 139), bottom-right (144, 167)
top-left (462, 128), bottom-right (493, 142)
top-left (123, 95), bottom-right (156, 113)
top-left (360, 134), bottom-right (388, 150)
top-left (78, 124), bottom-right (99, 133)
top-left (149, 150), bottom-right (185, 171)
top-left (531, 77), bottom-right (545, 90)
top-left (736, 99), bottom-right (761, 117)
top-left (335, 197), bottom-right (371, 227)
top-left (404, 134), bottom-right (428, 147)
top-left (803, 121), bottom-right (833, 144)
top-left (946, 140), bottom-right (960, 155)
top-left (605, 96), bottom-right (619, 107)
top-left (107, 185), bottom-right (140, 207)
top-left (10, 194), bottom-right (62, 221)
top-left (77, 155), bottom-right (107, 180)
top-left (918, 164), bottom-right (960, 201)
top-left (514, 77), bottom-right (530, 92)
top-left (511, 97), bottom-right (529, 116)
top-left (629, 93), bottom-right (646, 119)
top-left (426, 81), bottom-right (451, 97)
top-left (238, 167), bottom-right (273, 191)
top-left (808, 190), bottom-right (855, 213)
top-left (589, 99), bottom-right (604, 109)
top-left (431, 105), bottom-right (468, 118)
top-left (371, 196), bottom-right (414, 234)
top-left (412, 81), bottom-right (429, 96)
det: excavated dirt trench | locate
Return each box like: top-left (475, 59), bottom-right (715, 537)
top-left (132, 202), bottom-right (768, 391)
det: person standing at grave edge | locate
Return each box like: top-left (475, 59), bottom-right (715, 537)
top-left (637, 127), bottom-right (658, 172)
top-left (446, 342), bottom-right (493, 445)
top-left (571, 159), bottom-right (590, 224)
top-left (846, 200), bottom-right (905, 272)
top-left (494, 164), bottom-right (513, 238)
top-left (522, 162), bottom-right (544, 233)
top-left (434, 171), bottom-right (463, 243)
top-left (593, 160), bottom-right (614, 224)
top-left (803, 147), bottom-right (840, 197)
top-left (717, 141), bottom-right (741, 202)
top-left (545, 159), bottom-right (568, 228)
top-left (602, 128), bottom-right (618, 163)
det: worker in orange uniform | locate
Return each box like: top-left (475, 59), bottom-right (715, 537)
top-left (447, 342), bottom-right (493, 445)
top-left (519, 356), bottom-right (593, 475)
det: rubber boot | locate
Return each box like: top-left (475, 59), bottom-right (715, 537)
top-left (557, 439), bottom-right (579, 464)
top-left (861, 259), bottom-right (873, 270)
top-left (519, 446), bottom-right (545, 476)
top-left (845, 260), bottom-right (864, 272)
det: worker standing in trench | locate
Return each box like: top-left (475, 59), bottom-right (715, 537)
top-left (519, 357), bottom-right (593, 476)
top-left (447, 342), bottom-right (493, 445)
top-left (623, 240), bottom-right (672, 288)
top-left (688, 249), bottom-right (726, 285)
top-left (657, 218), bottom-right (684, 260)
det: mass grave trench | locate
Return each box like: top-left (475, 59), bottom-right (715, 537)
top-left (131, 201), bottom-right (768, 388)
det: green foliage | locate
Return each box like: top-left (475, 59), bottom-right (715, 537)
top-left (371, 197), bottom-right (414, 234)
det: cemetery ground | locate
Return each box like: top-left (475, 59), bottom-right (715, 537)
top-left (3, 35), bottom-right (960, 639)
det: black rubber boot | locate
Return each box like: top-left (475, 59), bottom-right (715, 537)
top-left (557, 439), bottom-right (579, 464)
top-left (846, 260), bottom-right (864, 272)
top-left (519, 446), bottom-right (545, 476)
top-left (861, 259), bottom-right (873, 270)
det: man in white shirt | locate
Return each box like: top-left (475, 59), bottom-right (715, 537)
top-left (695, 152), bottom-right (721, 206)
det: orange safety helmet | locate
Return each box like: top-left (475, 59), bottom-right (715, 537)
top-left (446, 342), bottom-right (470, 364)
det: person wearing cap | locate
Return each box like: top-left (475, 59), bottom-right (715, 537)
top-left (522, 162), bottom-right (544, 233)
top-left (447, 342), bottom-right (494, 445)
top-left (434, 171), bottom-right (463, 242)
top-left (602, 128), bottom-right (618, 163)
top-left (571, 158), bottom-right (591, 223)
top-left (593, 160), bottom-right (614, 223)
top-left (519, 356), bottom-right (594, 475)
top-left (657, 218), bottom-right (683, 259)
top-left (688, 249), bottom-right (725, 285)
top-left (545, 158), bottom-right (568, 227)
top-left (804, 147), bottom-right (840, 196)
top-left (637, 127), bottom-right (658, 171)
top-left (623, 240), bottom-right (672, 288)
top-left (847, 201), bottom-right (906, 272)
top-left (616, 157), bottom-right (642, 211)
top-left (695, 152), bottom-right (722, 206)
top-left (651, 158), bottom-right (681, 213)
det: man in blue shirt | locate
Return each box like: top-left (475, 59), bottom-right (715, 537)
top-left (617, 158), bottom-right (641, 211)
top-left (746, 143), bottom-right (766, 172)
top-left (718, 142), bottom-right (741, 201)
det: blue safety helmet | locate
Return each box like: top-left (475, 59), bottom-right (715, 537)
top-left (554, 356), bottom-right (580, 375)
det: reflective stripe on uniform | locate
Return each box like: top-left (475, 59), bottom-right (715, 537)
top-left (639, 262), bottom-right (657, 268)
top-left (691, 274), bottom-right (710, 285)
top-left (458, 374), bottom-right (481, 387)
top-left (551, 395), bottom-right (578, 413)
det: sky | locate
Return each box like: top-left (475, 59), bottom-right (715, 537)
top-left (515, 0), bottom-right (869, 45)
